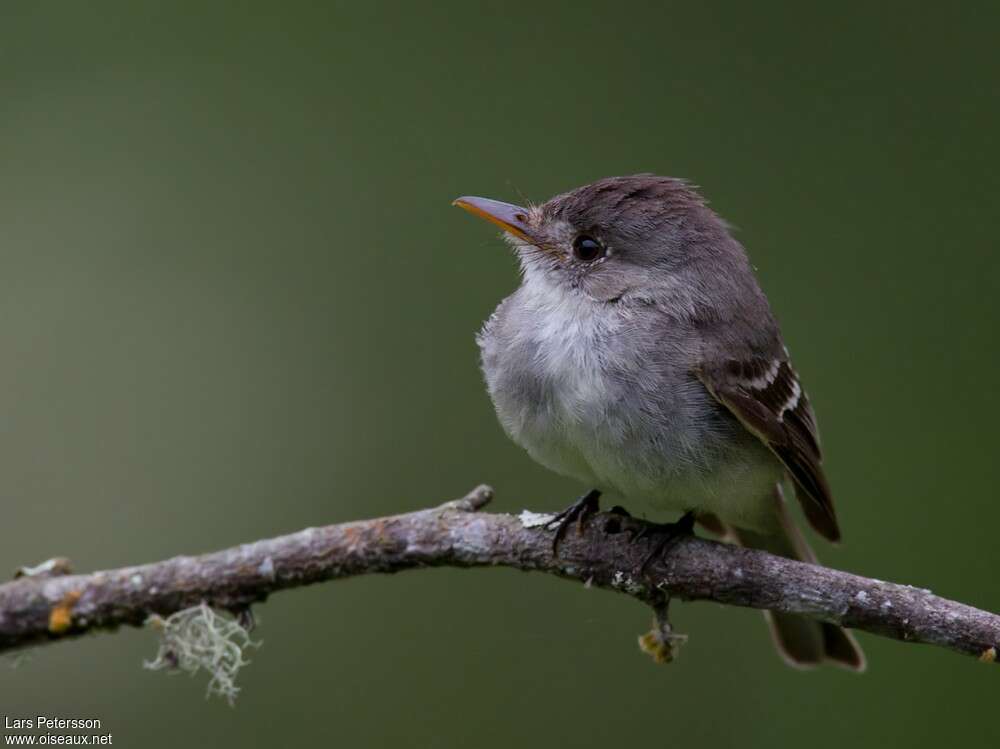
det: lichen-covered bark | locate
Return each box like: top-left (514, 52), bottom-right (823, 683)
top-left (1, 485), bottom-right (997, 663)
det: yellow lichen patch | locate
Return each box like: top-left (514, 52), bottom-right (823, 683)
top-left (48, 590), bottom-right (82, 634)
top-left (638, 627), bottom-right (688, 664)
top-left (979, 647), bottom-right (997, 663)
top-left (638, 630), bottom-right (673, 664)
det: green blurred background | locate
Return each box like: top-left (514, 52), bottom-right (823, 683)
top-left (2, 2), bottom-right (998, 746)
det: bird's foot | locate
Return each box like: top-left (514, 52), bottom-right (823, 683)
top-left (545, 489), bottom-right (602, 555)
top-left (635, 511), bottom-right (696, 575)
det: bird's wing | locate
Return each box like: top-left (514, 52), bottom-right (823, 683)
top-left (696, 354), bottom-right (841, 542)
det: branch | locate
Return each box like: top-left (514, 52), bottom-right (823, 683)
top-left (1, 485), bottom-right (997, 666)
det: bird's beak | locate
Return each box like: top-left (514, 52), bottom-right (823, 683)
top-left (452, 196), bottom-right (534, 244)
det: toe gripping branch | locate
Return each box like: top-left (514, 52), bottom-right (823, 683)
top-left (545, 489), bottom-right (602, 555)
top-left (636, 511), bottom-right (696, 574)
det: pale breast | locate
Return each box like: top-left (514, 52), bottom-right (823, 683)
top-left (478, 279), bottom-right (784, 531)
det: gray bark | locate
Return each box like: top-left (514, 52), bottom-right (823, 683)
top-left (1, 486), bottom-right (997, 664)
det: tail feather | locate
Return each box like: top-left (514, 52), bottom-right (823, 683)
top-left (821, 623), bottom-right (866, 671)
top-left (701, 486), bottom-right (866, 672)
top-left (765, 611), bottom-right (825, 667)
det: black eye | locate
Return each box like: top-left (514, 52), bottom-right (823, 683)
top-left (572, 234), bottom-right (605, 262)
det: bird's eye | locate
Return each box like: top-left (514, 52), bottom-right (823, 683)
top-left (571, 235), bottom-right (605, 262)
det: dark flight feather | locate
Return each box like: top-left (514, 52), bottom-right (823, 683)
top-left (697, 355), bottom-right (841, 542)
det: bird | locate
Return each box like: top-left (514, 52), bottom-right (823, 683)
top-left (453, 174), bottom-right (865, 671)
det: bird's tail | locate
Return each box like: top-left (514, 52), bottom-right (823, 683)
top-left (701, 486), bottom-right (866, 671)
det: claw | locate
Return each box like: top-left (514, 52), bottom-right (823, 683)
top-left (545, 489), bottom-right (602, 556)
top-left (638, 511), bottom-right (696, 575)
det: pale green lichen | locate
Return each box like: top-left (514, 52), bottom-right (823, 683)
top-left (144, 603), bottom-right (259, 705)
top-left (15, 557), bottom-right (72, 578)
top-left (518, 510), bottom-right (555, 528)
top-left (611, 570), bottom-right (645, 596)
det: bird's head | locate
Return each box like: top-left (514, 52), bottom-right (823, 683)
top-left (454, 174), bottom-right (739, 309)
